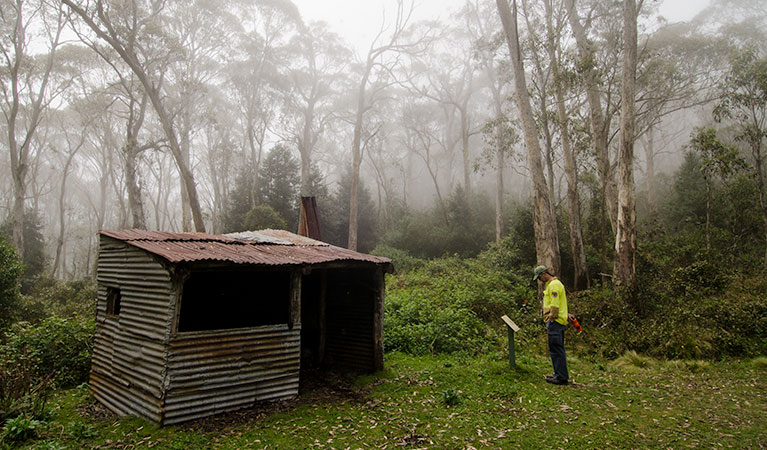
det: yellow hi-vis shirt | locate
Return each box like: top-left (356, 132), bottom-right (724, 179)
top-left (543, 278), bottom-right (568, 326)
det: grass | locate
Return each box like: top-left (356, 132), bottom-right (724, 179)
top-left (4, 352), bottom-right (766, 450)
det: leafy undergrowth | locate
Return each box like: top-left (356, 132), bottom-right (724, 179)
top-left (5, 352), bottom-right (766, 450)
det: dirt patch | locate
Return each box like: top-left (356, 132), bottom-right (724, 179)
top-left (179, 399), bottom-right (296, 433)
top-left (179, 369), bottom-right (370, 432)
top-left (78, 397), bottom-right (118, 422)
top-left (298, 368), bottom-right (370, 403)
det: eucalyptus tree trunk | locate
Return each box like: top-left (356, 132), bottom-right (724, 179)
top-left (297, 93), bottom-right (318, 237)
top-left (564, 0), bottom-right (618, 234)
top-left (299, 98), bottom-right (316, 197)
top-left (614, 0), bottom-right (638, 296)
top-left (52, 139), bottom-right (84, 278)
top-left (124, 92), bottom-right (149, 229)
top-left (348, 66), bottom-right (370, 252)
top-left (495, 139), bottom-right (505, 245)
top-left (496, 0), bottom-right (560, 273)
top-left (479, 42), bottom-right (507, 245)
top-left (180, 110), bottom-right (192, 232)
top-left (544, 0), bottom-right (589, 289)
top-left (124, 141), bottom-right (146, 230)
top-left (459, 98), bottom-right (473, 199)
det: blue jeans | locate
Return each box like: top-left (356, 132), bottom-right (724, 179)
top-left (547, 321), bottom-right (569, 381)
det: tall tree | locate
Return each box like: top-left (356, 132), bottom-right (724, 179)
top-left (63, 0), bottom-right (207, 232)
top-left (228, 0), bottom-right (301, 216)
top-left (478, 114), bottom-right (519, 243)
top-left (259, 144), bottom-right (301, 229)
top-left (543, 0), bottom-right (589, 289)
top-left (714, 47), bottom-right (767, 266)
top-left (401, 100), bottom-right (451, 226)
top-left (465, 0), bottom-right (513, 244)
top-left (347, 0), bottom-right (431, 251)
top-left (286, 22), bottom-right (347, 198)
top-left (496, 0), bottom-right (560, 273)
top-left (200, 92), bottom-right (237, 234)
top-left (50, 106), bottom-right (90, 277)
top-left (415, 20), bottom-right (483, 201)
top-left (166, 0), bottom-right (233, 230)
top-left (613, 0), bottom-right (639, 295)
top-left (564, 0), bottom-right (621, 280)
top-left (76, 39), bottom-right (155, 229)
top-left (520, 0), bottom-right (558, 224)
top-left (688, 127), bottom-right (746, 252)
top-left (1, 0), bottom-right (71, 256)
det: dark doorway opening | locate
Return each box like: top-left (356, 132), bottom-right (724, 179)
top-left (300, 268), bottom-right (376, 381)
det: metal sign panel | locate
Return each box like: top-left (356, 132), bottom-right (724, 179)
top-left (501, 314), bottom-right (520, 332)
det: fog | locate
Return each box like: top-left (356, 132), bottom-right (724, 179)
top-left (0, 0), bottom-right (764, 279)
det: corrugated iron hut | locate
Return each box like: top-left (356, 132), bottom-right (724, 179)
top-left (91, 229), bottom-right (392, 425)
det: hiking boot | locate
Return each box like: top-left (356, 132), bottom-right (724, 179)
top-left (545, 376), bottom-right (568, 385)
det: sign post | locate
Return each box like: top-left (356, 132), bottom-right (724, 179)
top-left (501, 315), bottom-right (521, 369)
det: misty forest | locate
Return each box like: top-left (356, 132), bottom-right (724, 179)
top-left (1, 0), bottom-right (766, 448)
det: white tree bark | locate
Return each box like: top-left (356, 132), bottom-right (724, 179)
top-left (544, 0), bottom-right (589, 289)
top-left (613, 0), bottom-right (638, 293)
top-left (496, 0), bottom-right (560, 273)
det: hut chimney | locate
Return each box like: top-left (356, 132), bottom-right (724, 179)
top-left (298, 196), bottom-right (322, 240)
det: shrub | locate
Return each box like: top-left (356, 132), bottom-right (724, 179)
top-left (0, 357), bottom-right (53, 422)
top-left (694, 276), bottom-right (767, 358)
top-left (370, 245), bottom-right (425, 273)
top-left (244, 204), bottom-right (288, 231)
top-left (385, 294), bottom-right (488, 355)
top-left (0, 235), bottom-right (22, 331)
top-left (1, 317), bottom-right (94, 389)
top-left (379, 189), bottom-right (496, 259)
top-left (18, 277), bottom-right (97, 323)
top-left (569, 273), bottom-right (767, 360)
top-left (384, 256), bottom-right (537, 356)
top-left (1, 414), bottom-right (42, 443)
top-left (381, 207), bottom-right (767, 361)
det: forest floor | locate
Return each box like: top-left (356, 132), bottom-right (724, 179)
top-left (7, 352), bottom-right (767, 450)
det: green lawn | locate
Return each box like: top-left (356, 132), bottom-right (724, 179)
top-left (7, 352), bottom-right (767, 450)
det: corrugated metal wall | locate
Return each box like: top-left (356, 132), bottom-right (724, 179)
top-left (91, 237), bottom-right (174, 422)
top-left (92, 235), bottom-right (384, 424)
top-left (163, 325), bottom-right (300, 424)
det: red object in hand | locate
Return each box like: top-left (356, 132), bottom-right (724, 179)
top-left (570, 316), bottom-right (583, 333)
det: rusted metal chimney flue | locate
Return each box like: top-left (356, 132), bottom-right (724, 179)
top-left (298, 196), bottom-right (322, 241)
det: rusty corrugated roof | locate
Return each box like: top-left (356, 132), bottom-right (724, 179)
top-left (100, 229), bottom-right (392, 269)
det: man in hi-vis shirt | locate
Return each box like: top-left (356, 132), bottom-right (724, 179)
top-left (533, 265), bottom-right (572, 385)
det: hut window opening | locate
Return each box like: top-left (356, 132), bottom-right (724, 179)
top-left (178, 270), bottom-right (290, 332)
top-left (106, 287), bottom-right (122, 316)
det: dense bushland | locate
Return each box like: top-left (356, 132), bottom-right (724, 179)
top-left (384, 255), bottom-right (536, 355)
top-left (384, 242), bottom-right (767, 360)
top-left (0, 266), bottom-right (95, 425)
top-left (383, 151), bottom-right (767, 360)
